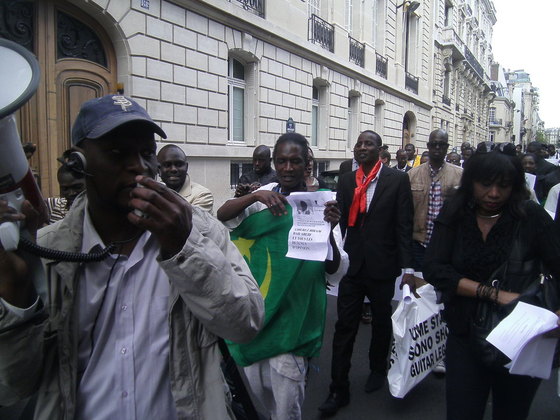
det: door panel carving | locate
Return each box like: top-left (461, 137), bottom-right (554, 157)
top-left (1, 0), bottom-right (116, 196)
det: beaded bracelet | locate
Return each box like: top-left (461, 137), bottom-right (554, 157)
top-left (476, 283), bottom-right (499, 303)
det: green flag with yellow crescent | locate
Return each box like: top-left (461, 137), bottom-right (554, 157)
top-left (227, 205), bottom-right (327, 366)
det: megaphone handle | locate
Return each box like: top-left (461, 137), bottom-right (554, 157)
top-left (0, 189), bottom-right (24, 251)
top-left (0, 221), bottom-right (20, 251)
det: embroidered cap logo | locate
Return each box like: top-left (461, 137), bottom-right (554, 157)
top-left (112, 95), bottom-right (132, 111)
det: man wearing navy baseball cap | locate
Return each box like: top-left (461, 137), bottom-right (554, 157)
top-left (71, 95), bottom-right (167, 145)
top-left (0, 94), bottom-right (264, 419)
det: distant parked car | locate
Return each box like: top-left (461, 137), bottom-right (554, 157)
top-left (319, 169), bottom-right (339, 191)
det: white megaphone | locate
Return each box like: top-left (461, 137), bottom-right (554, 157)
top-left (0, 39), bottom-right (46, 251)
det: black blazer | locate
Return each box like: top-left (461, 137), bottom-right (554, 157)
top-left (339, 159), bottom-right (354, 176)
top-left (337, 166), bottom-right (414, 279)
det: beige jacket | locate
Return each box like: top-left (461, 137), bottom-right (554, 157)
top-left (0, 194), bottom-right (263, 420)
top-left (178, 175), bottom-right (214, 213)
top-left (408, 162), bottom-right (463, 243)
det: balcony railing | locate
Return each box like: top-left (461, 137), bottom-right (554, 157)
top-left (308, 14), bottom-right (334, 53)
top-left (467, 16), bottom-right (479, 28)
top-left (489, 118), bottom-right (503, 126)
top-left (376, 52), bottom-right (388, 79)
top-left (405, 72), bottom-right (419, 94)
top-left (231, 0), bottom-right (264, 17)
top-left (464, 45), bottom-right (484, 79)
top-left (349, 36), bottom-right (365, 67)
top-left (442, 95), bottom-right (451, 106)
top-left (439, 27), bottom-right (465, 61)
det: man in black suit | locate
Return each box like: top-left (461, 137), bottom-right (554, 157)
top-left (392, 148), bottom-right (412, 172)
top-left (526, 141), bottom-right (557, 201)
top-left (319, 130), bottom-right (415, 417)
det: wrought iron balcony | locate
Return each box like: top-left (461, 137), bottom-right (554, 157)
top-left (464, 45), bottom-right (484, 79)
top-left (442, 95), bottom-right (451, 106)
top-left (405, 72), bottom-right (419, 94)
top-left (231, 0), bottom-right (264, 17)
top-left (308, 14), bottom-right (334, 53)
top-left (376, 52), bottom-right (388, 79)
top-left (349, 36), bottom-right (365, 67)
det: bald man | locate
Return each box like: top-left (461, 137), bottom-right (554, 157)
top-left (408, 129), bottom-right (462, 272)
top-left (157, 144), bottom-right (214, 212)
top-left (235, 145), bottom-right (277, 197)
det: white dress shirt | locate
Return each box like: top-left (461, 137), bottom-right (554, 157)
top-left (365, 165), bottom-right (382, 211)
top-left (75, 210), bottom-right (176, 420)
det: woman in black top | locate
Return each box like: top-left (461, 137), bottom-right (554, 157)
top-left (424, 147), bottom-right (560, 420)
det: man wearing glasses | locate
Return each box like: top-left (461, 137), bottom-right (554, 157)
top-left (408, 130), bottom-right (462, 376)
top-left (408, 130), bottom-right (462, 273)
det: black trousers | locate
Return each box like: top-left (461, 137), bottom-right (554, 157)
top-left (446, 333), bottom-right (541, 420)
top-left (412, 241), bottom-right (426, 272)
top-left (329, 265), bottom-right (395, 393)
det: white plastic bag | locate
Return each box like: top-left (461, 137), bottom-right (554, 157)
top-left (388, 284), bottom-right (447, 398)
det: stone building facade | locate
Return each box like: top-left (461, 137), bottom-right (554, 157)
top-left (505, 69), bottom-right (541, 147)
top-left (545, 128), bottom-right (560, 147)
top-left (488, 62), bottom-right (515, 143)
top-left (4, 0), bottom-right (496, 206)
top-left (432, 0), bottom-right (496, 150)
top-left (127, 0), bottom-right (436, 207)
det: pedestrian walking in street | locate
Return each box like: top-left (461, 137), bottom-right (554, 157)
top-left (424, 145), bottom-right (560, 420)
top-left (319, 130), bottom-right (415, 417)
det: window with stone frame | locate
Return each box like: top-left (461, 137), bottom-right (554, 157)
top-left (308, 0), bottom-right (320, 17)
top-left (345, 0), bottom-right (353, 34)
top-left (372, 0), bottom-right (386, 51)
top-left (312, 85), bottom-right (319, 147)
top-left (227, 54), bottom-right (258, 144)
top-left (444, 1), bottom-right (453, 27)
top-left (347, 92), bottom-right (360, 148)
top-left (311, 80), bottom-right (329, 149)
top-left (228, 57), bottom-right (245, 143)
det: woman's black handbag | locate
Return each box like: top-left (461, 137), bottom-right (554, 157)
top-left (469, 224), bottom-right (560, 370)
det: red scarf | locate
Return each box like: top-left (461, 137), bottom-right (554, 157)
top-left (348, 160), bottom-right (382, 227)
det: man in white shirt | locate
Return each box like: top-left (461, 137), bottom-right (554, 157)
top-left (0, 95), bottom-right (264, 420)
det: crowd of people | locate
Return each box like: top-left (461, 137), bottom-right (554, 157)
top-left (1, 94), bottom-right (559, 420)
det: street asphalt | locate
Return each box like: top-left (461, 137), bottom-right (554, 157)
top-left (302, 295), bottom-right (560, 420)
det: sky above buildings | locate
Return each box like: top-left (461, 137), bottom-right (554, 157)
top-left (492, 0), bottom-right (558, 128)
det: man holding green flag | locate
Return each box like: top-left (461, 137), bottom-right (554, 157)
top-left (217, 133), bottom-right (347, 420)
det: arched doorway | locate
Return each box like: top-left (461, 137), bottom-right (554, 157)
top-left (1, 0), bottom-right (117, 195)
top-left (401, 111), bottom-right (417, 147)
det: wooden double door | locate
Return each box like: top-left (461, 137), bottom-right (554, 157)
top-left (1, 0), bottom-right (117, 196)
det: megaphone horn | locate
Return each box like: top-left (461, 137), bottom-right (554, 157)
top-left (0, 38), bottom-right (46, 251)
